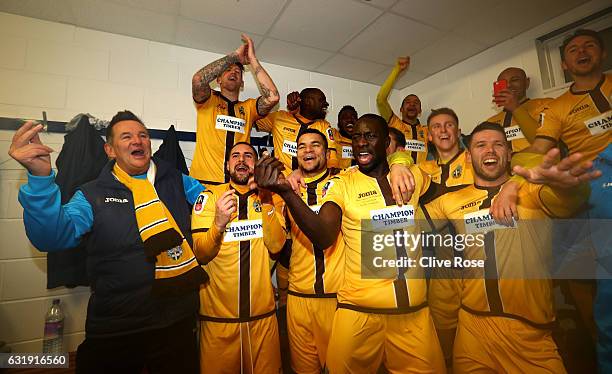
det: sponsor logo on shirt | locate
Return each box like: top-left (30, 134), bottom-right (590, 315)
top-left (105, 197), bottom-right (129, 203)
top-left (585, 111), bottom-right (612, 136)
top-left (404, 139), bottom-right (426, 152)
top-left (370, 205), bottom-right (415, 231)
top-left (342, 146), bottom-right (353, 159)
top-left (282, 140), bottom-right (298, 157)
top-left (223, 219), bottom-right (264, 242)
top-left (215, 115), bottom-right (246, 134)
top-left (504, 125), bottom-right (525, 141)
top-left (464, 209), bottom-right (514, 234)
top-left (357, 190), bottom-right (377, 199)
top-left (569, 104), bottom-right (589, 115)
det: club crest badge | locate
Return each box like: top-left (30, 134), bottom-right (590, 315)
top-left (167, 246), bottom-right (183, 261)
top-left (452, 165), bottom-right (463, 179)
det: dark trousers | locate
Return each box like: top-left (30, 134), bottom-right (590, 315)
top-left (76, 316), bottom-right (199, 374)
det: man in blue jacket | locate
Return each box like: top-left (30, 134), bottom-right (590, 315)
top-left (590, 143), bottom-right (612, 373)
top-left (8, 110), bottom-right (207, 373)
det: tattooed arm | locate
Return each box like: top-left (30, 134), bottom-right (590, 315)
top-left (242, 34), bottom-right (280, 116)
top-left (192, 44), bottom-right (246, 104)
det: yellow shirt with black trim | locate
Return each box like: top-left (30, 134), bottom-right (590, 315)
top-left (286, 169), bottom-right (345, 296)
top-left (191, 183), bottom-right (286, 321)
top-left (321, 165), bottom-right (430, 313)
top-left (421, 181), bottom-right (586, 328)
top-left (388, 113), bottom-right (429, 164)
top-left (536, 73), bottom-right (611, 162)
top-left (190, 92), bottom-right (262, 184)
top-left (418, 149), bottom-right (473, 188)
top-left (487, 98), bottom-right (553, 153)
top-left (332, 128), bottom-right (354, 169)
top-left (257, 110), bottom-right (338, 175)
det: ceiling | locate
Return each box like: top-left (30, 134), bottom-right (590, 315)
top-left (0, 0), bottom-right (590, 88)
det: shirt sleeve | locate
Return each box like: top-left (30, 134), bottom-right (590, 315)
top-left (321, 176), bottom-right (345, 213)
top-left (191, 190), bottom-right (222, 263)
top-left (323, 125), bottom-right (339, 168)
top-left (18, 171), bottom-right (93, 251)
top-left (182, 174), bottom-right (205, 205)
top-left (262, 193), bottom-right (287, 254)
top-left (420, 194), bottom-right (448, 232)
top-left (377, 64), bottom-right (401, 122)
top-left (535, 104), bottom-right (563, 142)
top-left (255, 111), bottom-right (276, 133)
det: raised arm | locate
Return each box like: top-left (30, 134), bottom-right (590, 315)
top-left (192, 44), bottom-right (247, 103)
top-left (9, 121), bottom-right (93, 251)
top-left (242, 34), bottom-right (280, 116)
top-left (377, 57), bottom-right (409, 121)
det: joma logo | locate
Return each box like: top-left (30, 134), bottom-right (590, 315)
top-left (105, 197), bottom-right (129, 203)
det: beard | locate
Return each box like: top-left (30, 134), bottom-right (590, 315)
top-left (229, 170), bottom-right (251, 185)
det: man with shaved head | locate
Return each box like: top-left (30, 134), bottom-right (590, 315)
top-left (256, 88), bottom-right (338, 175)
top-left (486, 67), bottom-right (553, 153)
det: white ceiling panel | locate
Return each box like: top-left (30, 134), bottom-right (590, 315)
top-left (316, 54), bottom-right (390, 83)
top-left (454, 0), bottom-right (589, 46)
top-left (269, 0), bottom-right (383, 51)
top-left (368, 69), bottom-right (427, 89)
top-left (258, 38), bottom-right (334, 71)
top-left (179, 0), bottom-right (286, 35)
top-left (0, 0), bottom-right (77, 25)
top-left (410, 35), bottom-right (487, 75)
top-left (0, 0), bottom-right (597, 88)
top-left (106, 0), bottom-right (180, 15)
top-left (352, 0), bottom-right (397, 9)
top-left (391, 0), bottom-right (501, 32)
top-left (176, 18), bottom-right (262, 57)
top-left (342, 13), bottom-right (445, 65)
top-left (71, 0), bottom-right (176, 43)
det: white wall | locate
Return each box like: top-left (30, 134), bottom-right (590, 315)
top-left (399, 0), bottom-right (610, 134)
top-left (0, 12), bottom-right (402, 353)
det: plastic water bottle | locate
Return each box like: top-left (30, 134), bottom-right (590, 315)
top-left (42, 299), bottom-right (64, 353)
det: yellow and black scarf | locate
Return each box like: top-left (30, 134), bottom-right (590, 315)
top-left (113, 162), bottom-right (208, 297)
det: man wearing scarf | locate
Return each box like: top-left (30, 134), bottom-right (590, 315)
top-left (9, 110), bottom-right (207, 373)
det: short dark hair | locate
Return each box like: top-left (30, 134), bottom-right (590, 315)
top-left (427, 107), bottom-right (459, 127)
top-left (106, 110), bottom-right (146, 142)
top-left (357, 113), bottom-right (389, 138)
top-left (296, 128), bottom-right (328, 150)
top-left (401, 94), bottom-right (420, 107)
top-left (229, 142), bottom-right (258, 159)
top-left (300, 87), bottom-right (323, 101)
top-left (466, 122), bottom-right (508, 149)
top-left (388, 127), bottom-right (406, 147)
top-left (561, 29), bottom-right (605, 59)
top-left (338, 105), bottom-right (357, 119)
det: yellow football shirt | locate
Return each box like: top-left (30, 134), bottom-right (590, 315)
top-left (421, 181), bottom-right (586, 327)
top-left (388, 114), bottom-right (429, 164)
top-left (257, 111), bottom-right (338, 175)
top-left (487, 98), bottom-right (553, 152)
top-left (190, 92), bottom-right (261, 184)
top-left (321, 165), bottom-right (431, 313)
top-left (536, 73), bottom-right (611, 162)
top-left (192, 183), bottom-right (286, 321)
top-left (286, 169), bottom-right (345, 296)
